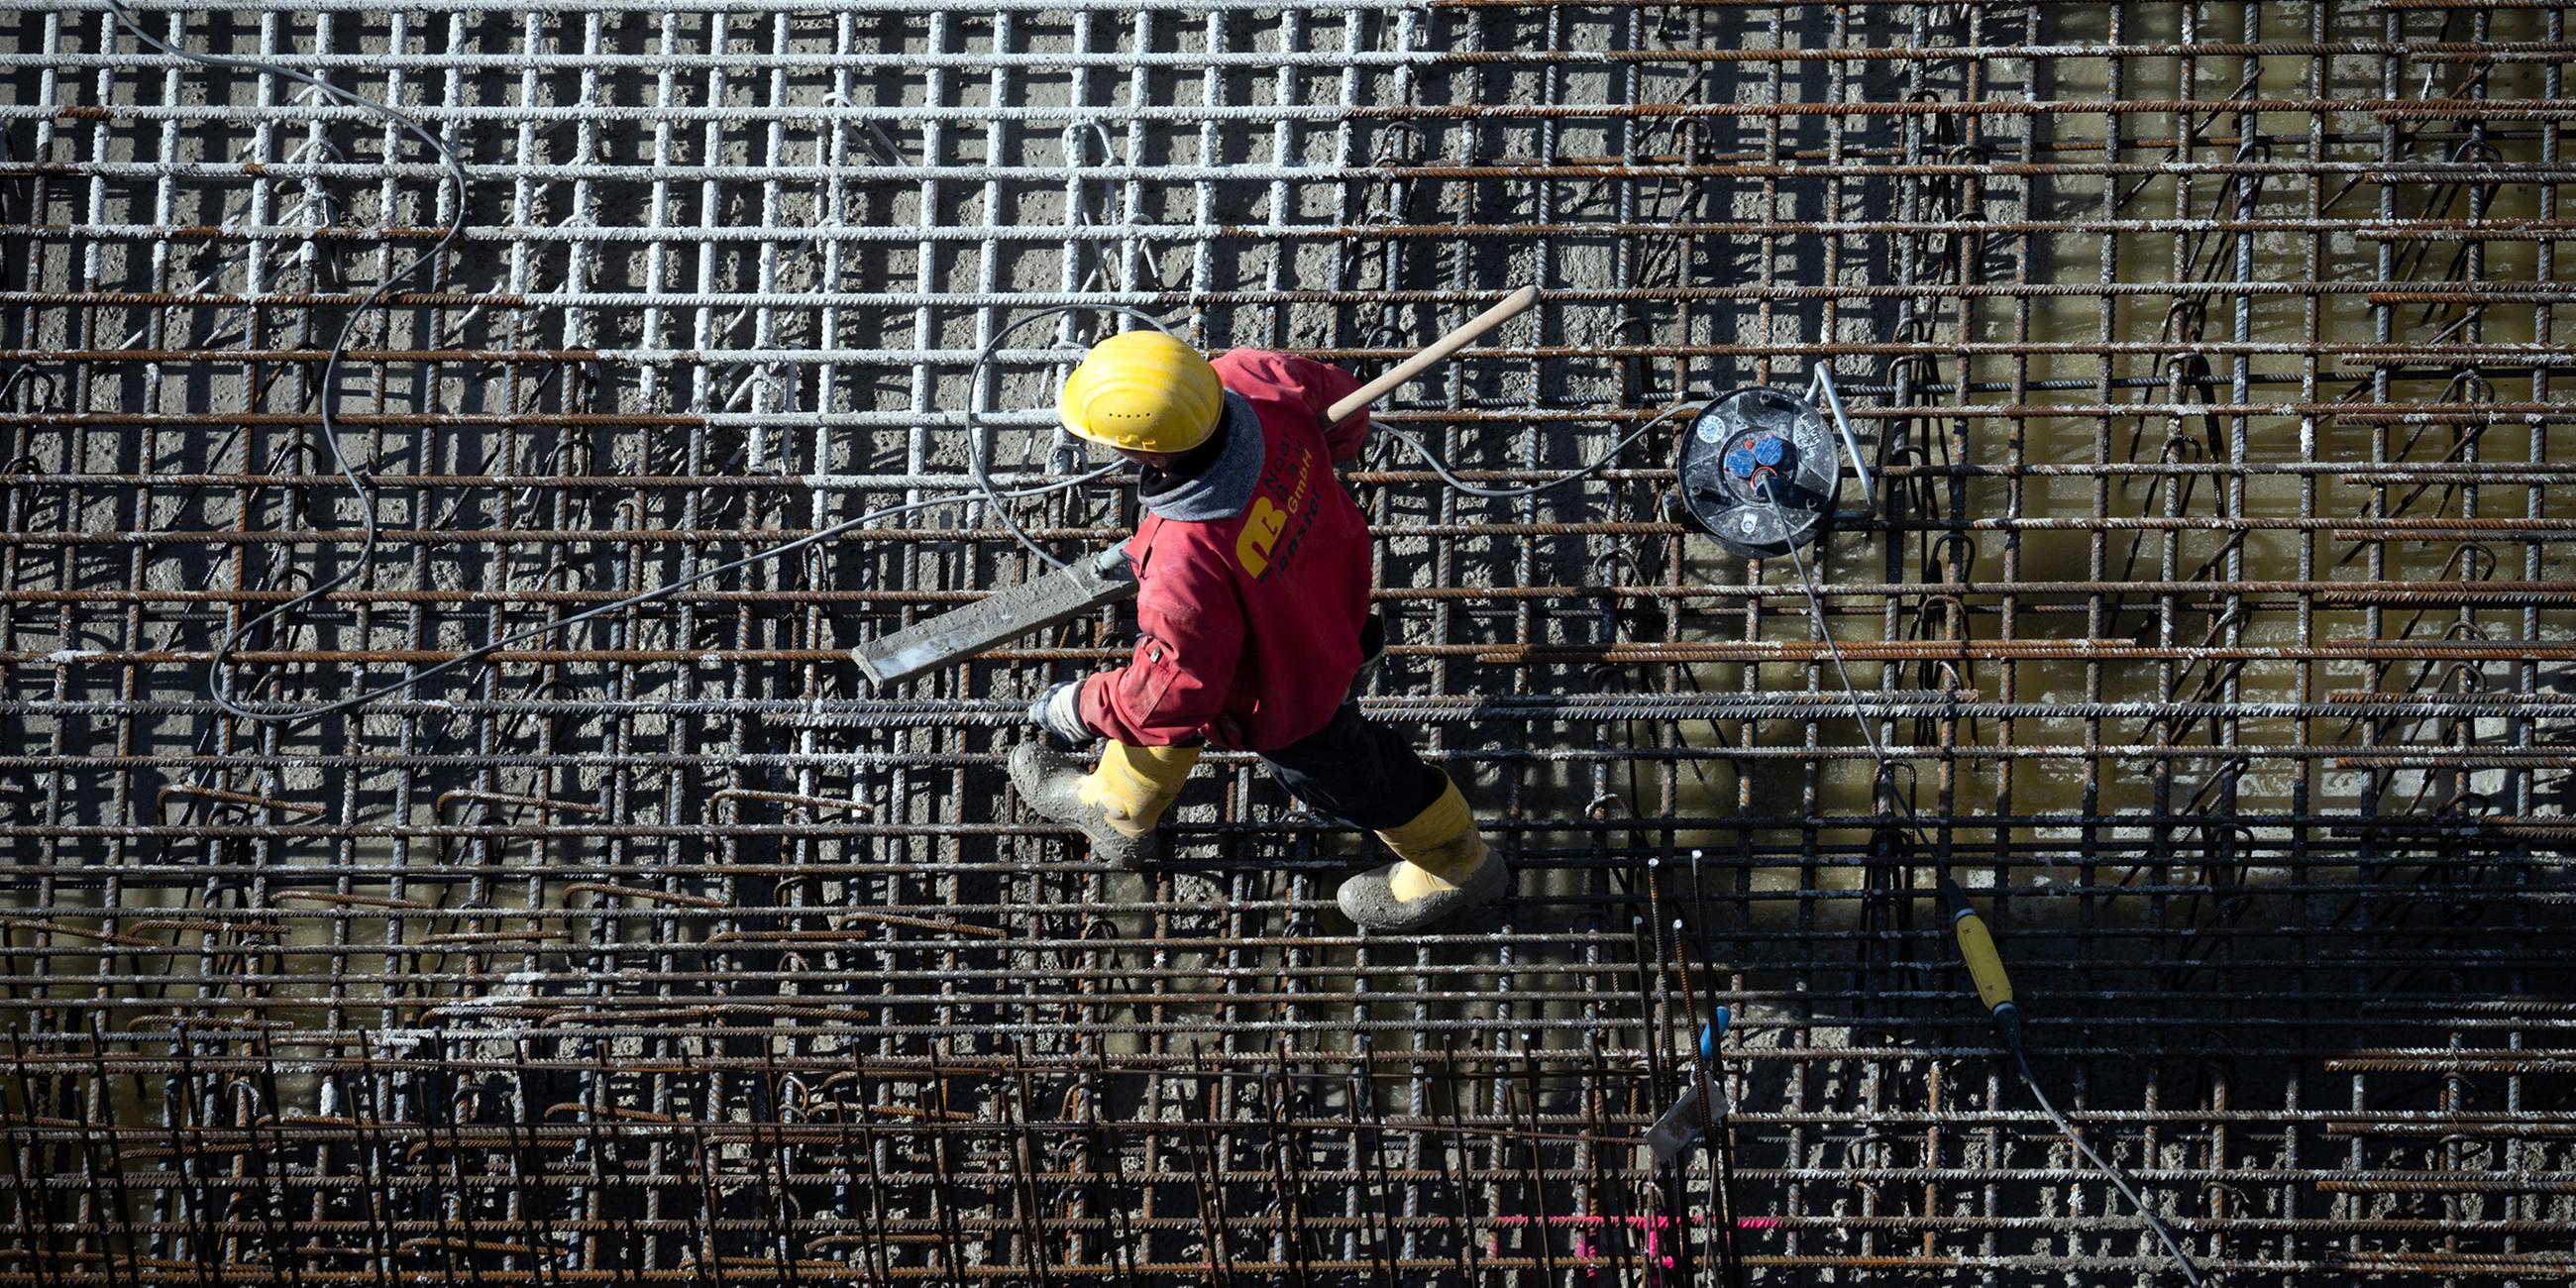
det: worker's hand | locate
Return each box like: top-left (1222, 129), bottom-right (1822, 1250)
top-left (1028, 681), bottom-right (1098, 751)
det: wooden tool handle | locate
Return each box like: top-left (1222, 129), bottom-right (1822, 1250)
top-left (1325, 284), bottom-right (1539, 425)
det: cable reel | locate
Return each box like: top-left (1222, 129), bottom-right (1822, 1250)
top-left (1672, 367), bottom-right (1873, 558)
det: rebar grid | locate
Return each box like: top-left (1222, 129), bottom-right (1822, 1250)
top-left (3, 2), bottom-right (2573, 1283)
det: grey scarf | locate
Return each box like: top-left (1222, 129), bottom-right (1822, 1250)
top-left (1138, 389), bottom-right (1264, 522)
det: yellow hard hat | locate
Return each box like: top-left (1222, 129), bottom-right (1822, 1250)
top-left (1058, 331), bottom-right (1224, 454)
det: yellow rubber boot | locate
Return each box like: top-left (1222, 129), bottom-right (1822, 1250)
top-left (1077, 742), bottom-right (1201, 836)
top-left (1009, 740), bottom-right (1200, 866)
top-left (1336, 775), bottom-right (1507, 931)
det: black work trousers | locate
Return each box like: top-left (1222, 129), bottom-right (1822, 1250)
top-left (1255, 701), bottom-right (1446, 832)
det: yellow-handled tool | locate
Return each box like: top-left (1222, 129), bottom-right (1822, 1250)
top-left (1939, 871), bottom-right (2208, 1284)
top-left (1940, 874), bottom-right (2022, 1052)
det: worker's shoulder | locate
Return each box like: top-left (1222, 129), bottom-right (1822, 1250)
top-left (1212, 348), bottom-right (1338, 389)
top-left (1209, 347), bottom-right (1287, 372)
top-left (1135, 510), bottom-right (1236, 555)
top-left (1129, 518), bottom-right (1244, 604)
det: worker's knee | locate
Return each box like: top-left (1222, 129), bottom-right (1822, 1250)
top-left (1258, 704), bottom-right (1447, 830)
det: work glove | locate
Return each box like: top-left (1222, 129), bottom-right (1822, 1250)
top-left (1028, 680), bottom-right (1098, 751)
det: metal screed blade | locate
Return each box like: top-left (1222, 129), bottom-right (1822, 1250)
top-left (849, 544), bottom-right (1137, 689)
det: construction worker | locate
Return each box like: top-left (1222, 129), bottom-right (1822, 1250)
top-left (1007, 332), bottom-right (1507, 931)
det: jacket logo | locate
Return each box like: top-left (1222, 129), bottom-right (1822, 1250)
top-left (1236, 498), bottom-right (1287, 578)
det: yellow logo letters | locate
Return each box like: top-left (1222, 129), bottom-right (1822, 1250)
top-left (1236, 498), bottom-right (1287, 578)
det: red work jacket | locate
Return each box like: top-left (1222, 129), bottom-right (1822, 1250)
top-left (1078, 351), bottom-right (1373, 751)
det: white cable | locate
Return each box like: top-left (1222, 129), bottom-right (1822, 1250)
top-left (1762, 478), bottom-right (1936, 850)
top-left (1755, 481), bottom-right (2208, 1286)
top-left (2017, 1048), bottom-right (2210, 1287)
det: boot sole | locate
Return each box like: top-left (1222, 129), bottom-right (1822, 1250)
top-left (1337, 854), bottom-right (1510, 932)
top-left (1006, 742), bottom-right (1158, 868)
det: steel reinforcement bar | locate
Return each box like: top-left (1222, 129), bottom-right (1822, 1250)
top-left (2, 2), bottom-right (2571, 1284)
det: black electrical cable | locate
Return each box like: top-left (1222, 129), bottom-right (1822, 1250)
top-left (963, 303), bottom-right (1171, 568)
top-left (121, 4), bottom-right (1639, 722)
top-left (199, 489), bottom-right (1078, 724)
top-left (1376, 401), bottom-right (1688, 500)
top-left (121, 0), bottom-right (1125, 723)
top-left (984, 309), bottom-right (1678, 560)
top-left (106, 0), bottom-right (472, 724)
top-left (1756, 477), bottom-right (2208, 1285)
